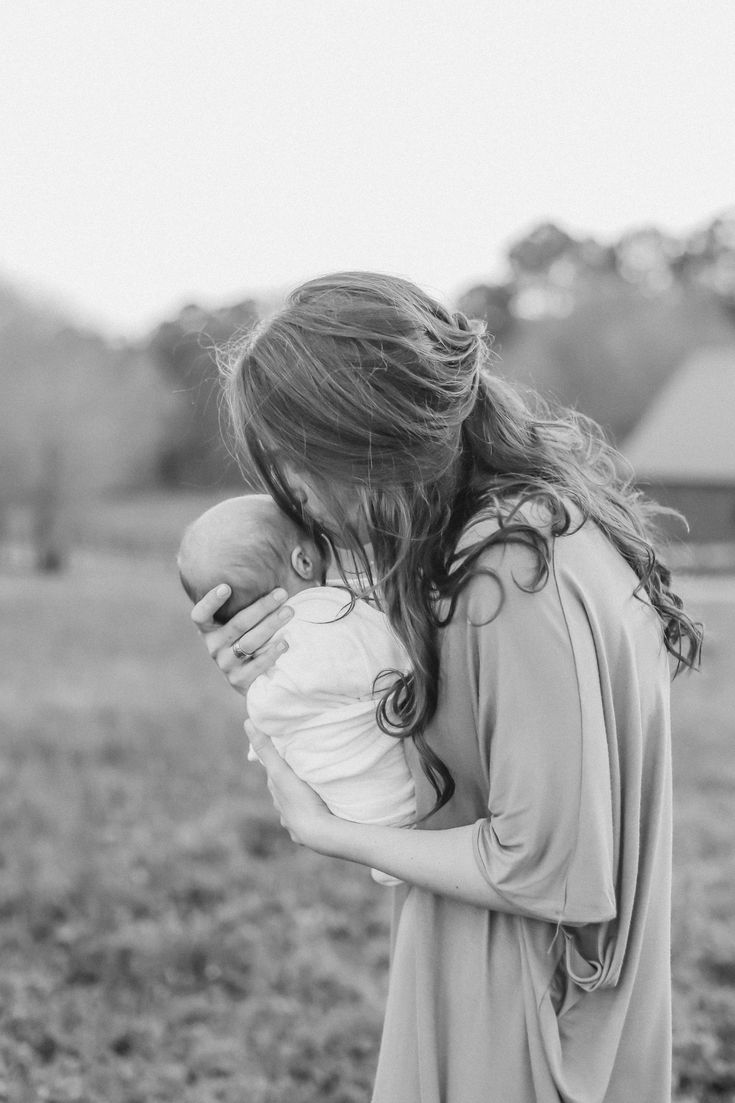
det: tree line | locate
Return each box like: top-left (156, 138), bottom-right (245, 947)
top-left (458, 212), bottom-right (735, 441)
top-left (1, 210), bottom-right (734, 566)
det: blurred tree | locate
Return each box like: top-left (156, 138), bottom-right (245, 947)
top-left (496, 279), bottom-right (735, 442)
top-left (0, 280), bottom-right (174, 569)
top-left (678, 208), bottom-right (735, 318)
top-left (148, 299), bottom-right (260, 488)
top-left (504, 223), bottom-right (613, 321)
top-left (614, 226), bottom-right (682, 294)
top-left (458, 213), bottom-right (735, 443)
top-left (31, 443), bottom-right (66, 571)
top-left (507, 222), bottom-right (576, 276)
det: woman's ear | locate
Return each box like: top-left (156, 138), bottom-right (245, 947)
top-left (291, 544), bottom-right (317, 581)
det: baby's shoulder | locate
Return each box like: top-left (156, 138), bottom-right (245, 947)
top-left (282, 587), bottom-right (408, 690)
top-left (288, 586), bottom-right (358, 624)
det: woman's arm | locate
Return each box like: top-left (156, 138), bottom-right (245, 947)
top-left (247, 724), bottom-right (570, 918)
top-left (247, 724), bottom-right (491, 903)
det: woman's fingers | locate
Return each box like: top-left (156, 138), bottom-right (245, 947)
top-left (192, 586), bottom-right (287, 641)
top-left (246, 721), bottom-right (287, 776)
top-left (245, 721), bottom-right (334, 849)
top-left (226, 641), bottom-right (288, 698)
top-left (191, 585), bottom-right (292, 662)
top-left (190, 584), bottom-right (232, 632)
top-left (188, 586), bottom-right (292, 700)
top-left (227, 601), bottom-right (293, 657)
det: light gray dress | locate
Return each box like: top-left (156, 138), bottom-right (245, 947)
top-left (372, 512), bottom-right (672, 1103)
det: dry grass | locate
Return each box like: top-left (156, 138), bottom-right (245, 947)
top-left (0, 495), bottom-right (732, 1102)
top-left (670, 576), bottom-right (735, 1102)
top-left (0, 549), bottom-right (389, 1103)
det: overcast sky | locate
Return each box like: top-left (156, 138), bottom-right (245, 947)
top-left (2, 0), bottom-right (734, 337)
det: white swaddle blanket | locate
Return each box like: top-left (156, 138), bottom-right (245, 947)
top-left (246, 587), bottom-right (416, 884)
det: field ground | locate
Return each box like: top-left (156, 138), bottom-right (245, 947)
top-left (0, 492), bottom-right (733, 1102)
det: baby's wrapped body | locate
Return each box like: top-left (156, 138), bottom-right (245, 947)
top-left (246, 587), bottom-right (416, 883)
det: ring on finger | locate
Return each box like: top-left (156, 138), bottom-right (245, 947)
top-left (232, 638), bottom-right (254, 663)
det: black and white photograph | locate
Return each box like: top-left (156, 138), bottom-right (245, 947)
top-left (1, 2), bottom-right (733, 1100)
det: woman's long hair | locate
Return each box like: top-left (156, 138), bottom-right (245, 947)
top-left (219, 271), bottom-right (703, 815)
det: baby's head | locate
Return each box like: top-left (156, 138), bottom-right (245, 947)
top-left (177, 494), bottom-right (327, 624)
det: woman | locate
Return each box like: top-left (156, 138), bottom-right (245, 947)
top-left (192, 272), bottom-right (701, 1102)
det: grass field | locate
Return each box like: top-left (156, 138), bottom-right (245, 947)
top-left (0, 493), bottom-right (733, 1102)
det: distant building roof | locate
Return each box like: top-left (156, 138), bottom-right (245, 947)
top-left (622, 347), bottom-right (735, 483)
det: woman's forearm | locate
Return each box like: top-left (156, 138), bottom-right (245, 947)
top-left (314, 817), bottom-right (516, 913)
top-left (245, 724), bottom-right (562, 918)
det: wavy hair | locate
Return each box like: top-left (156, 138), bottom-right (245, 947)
top-left (219, 271), bottom-right (703, 815)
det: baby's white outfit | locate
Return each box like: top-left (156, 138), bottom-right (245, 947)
top-left (246, 587), bottom-right (416, 884)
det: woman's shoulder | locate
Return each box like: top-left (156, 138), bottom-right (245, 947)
top-left (458, 493), bottom-right (584, 543)
top-left (446, 495), bottom-right (595, 625)
top-left (289, 585), bottom-right (356, 619)
top-left (450, 496), bottom-right (644, 635)
top-left (455, 493), bottom-right (579, 567)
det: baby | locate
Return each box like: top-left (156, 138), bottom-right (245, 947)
top-left (177, 495), bottom-right (416, 884)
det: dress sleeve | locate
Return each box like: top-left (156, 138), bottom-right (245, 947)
top-left (461, 541), bottom-right (617, 926)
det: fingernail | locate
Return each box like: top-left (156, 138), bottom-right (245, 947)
top-left (278, 606), bottom-right (293, 622)
top-left (277, 641), bottom-right (289, 653)
top-left (272, 588), bottom-right (287, 603)
top-left (216, 584), bottom-right (230, 598)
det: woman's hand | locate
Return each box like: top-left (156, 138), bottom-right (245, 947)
top-left (191, 585), bottom-right (294, 698)
top-left (246, 720), bottom-right (336, 852)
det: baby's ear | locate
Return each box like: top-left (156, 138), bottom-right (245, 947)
top-left (291, 545), bottom-right (318, 581)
